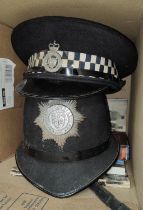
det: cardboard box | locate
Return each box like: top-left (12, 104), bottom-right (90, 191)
top-left (0, 1), bottom-right (142, 209)
top-left (0, 24), bottom-right (26, 108)
top-left (0, 108), bottom-right (23, 161)
top-left (0, 24), bottom-right (25, 161)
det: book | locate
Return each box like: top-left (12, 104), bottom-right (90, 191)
top-left (113, 132), bottom-right (130, 161)
top-left (115, 159), bottom-right (125, 165)
top-left (108, 99), bottom-right (128, 132)
top-left (98, 174), bottom-right (130, 188)
top-left (10, 166), bottom-right (22, 176)
top-left (106, 165), bottom-right (127, 176)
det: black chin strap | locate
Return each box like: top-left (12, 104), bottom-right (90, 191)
top-left (90, 182), bottom-right (131, 210)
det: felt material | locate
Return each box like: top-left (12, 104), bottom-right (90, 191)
top-left (23, 93), bottom-right (111, 151)
top-left (16, 135), bottom-right (118, 198)
top-left (11, 16), bottom-right (138, 79)
top-left (16, 92), bottom-right (119, 197)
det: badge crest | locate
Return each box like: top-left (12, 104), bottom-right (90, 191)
top-left (34, 100), bottom-right (85, 149)
top-left (42, 41), bottom-right (62, 72)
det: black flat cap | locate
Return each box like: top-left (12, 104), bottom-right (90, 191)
top-left (11, 16), bottom-right (138, 96)
top-left (12, 16), bottom-right (137, 78)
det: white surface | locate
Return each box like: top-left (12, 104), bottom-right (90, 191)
top-left (0, 58), bottom-right (15, 110)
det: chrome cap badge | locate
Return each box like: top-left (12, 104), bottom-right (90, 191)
top-left (42, 41), bottom-right (62, 72)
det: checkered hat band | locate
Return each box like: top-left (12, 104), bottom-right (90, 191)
top-left (28, 50), bottom-right (118, 78)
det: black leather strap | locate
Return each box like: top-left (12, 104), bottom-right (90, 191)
top-left (90, 182), bottom-right (131, 210)
top-left (25, 67), bottom-right (122, 83)
top-left (24, 140), bottom-right (109, 162)
top-left (24, 67), bottom-right (125, 92)
top-left (59, 68), bottom-right (119, 81)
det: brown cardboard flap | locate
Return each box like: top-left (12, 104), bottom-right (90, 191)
top-left (0, 24), bottom-right (25, 108)
top-left (0, 24), bottom-right (25, 161)
top-left (0, 109), bottom-right (23, 161)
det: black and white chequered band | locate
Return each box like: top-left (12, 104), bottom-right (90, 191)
top-left (27, 42), bottom-right (119, 80)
